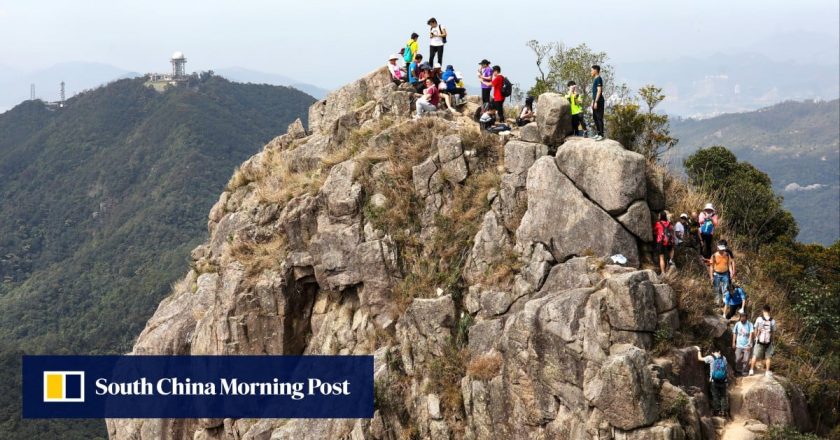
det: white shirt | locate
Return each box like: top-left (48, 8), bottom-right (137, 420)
top-left (387, 63), bottom-right (402, 79)
top-left (674, 222), bottom-right (685, 245)
top-left (430, 26), bottom-right (445, 46)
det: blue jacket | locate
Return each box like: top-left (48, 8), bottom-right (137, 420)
top-left (441, 69), bottom-right (457, 91)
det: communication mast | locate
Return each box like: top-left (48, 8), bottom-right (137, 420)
top-left (30, 84), bottom-right (35, 100)
top-left (60, 82), bottom-right (66, 107)
top-left (171, 52), bottom-right (187, 78)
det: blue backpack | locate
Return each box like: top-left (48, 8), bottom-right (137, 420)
top-left (700, 217), bottom-right (715, 235)
top-left (712, 357), bottom-right (728, 382)
top-left (403, 44), bottom-right (413, 63)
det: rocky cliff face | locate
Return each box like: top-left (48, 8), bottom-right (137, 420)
top-left (108, 67), bottom-right (808, 440)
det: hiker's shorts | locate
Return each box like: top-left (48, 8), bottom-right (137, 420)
top-left (753, 342), bottom-right (774, 360)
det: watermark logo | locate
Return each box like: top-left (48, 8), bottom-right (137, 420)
top-left (43, 371), bottom-right (85, 403)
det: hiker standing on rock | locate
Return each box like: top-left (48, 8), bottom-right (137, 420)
top-left (403, 33), bottom-right (419, 71)
top-left (732, 311), bottom-right (754, 376)
top-left (696, 346), bottom-right (730, 417)
top-left (750, 305), bottom-right (777, 377)
top-left (566, 81), bottom-right (587, 136)
top-left (591, 65), bottom-right (605, 140)
top-left (489, 66), bottom-right (507, 122)
top-left (427, 18), bottom-right (447, 66)
top-left (477, 59), bottom-right (493, 109)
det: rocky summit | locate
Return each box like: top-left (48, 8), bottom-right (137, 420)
top-left (108, 67), bottom-right (808, 440)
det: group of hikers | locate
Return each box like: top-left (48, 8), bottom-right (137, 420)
top-left (386, 18), bottom-right (606, 139)
top-left (653, 204), bottom-right (779, 417)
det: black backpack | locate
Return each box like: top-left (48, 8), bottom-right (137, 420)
top-left (502, 77), bottom-right (513, 98)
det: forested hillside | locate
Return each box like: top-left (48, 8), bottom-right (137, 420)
top-left (670, 99), bottom-right (840, 245)
top-left (0, 75), bottom-right (314, 438)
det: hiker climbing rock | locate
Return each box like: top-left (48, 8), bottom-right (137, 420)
top-left (710, 239), bottom-right (735, 305)
top-left (696, 346), bottom-right (730, 417)
top-left (653, 211), bottom-right (675, 274)
top-left (723, 282), bottom-right (747, 320)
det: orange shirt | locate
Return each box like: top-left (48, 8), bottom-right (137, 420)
top-left (712, 252), bottom-right (730, 273)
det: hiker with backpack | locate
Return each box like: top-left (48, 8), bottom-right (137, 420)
top-left (565, 81), bottom-right (587, 136)
top-left (414, 78), bottom-right (440, 118)
top-left (439, 65), bottom-right (466, 111)
top-left (696, 346), bottom-right (730, 417)
top-left (477, 60), bottom-right (493, 109)
top-left (710, 240), bottom-right (736, 305)
top-left (488, 65), bottom-right (511, 122)
top-left (516, 96), bottom-right (535, 126)
top-left (723, 282), bottom-right (747, 320)
top-left (408, 54), bottom-right (424, 91)
top-left (387, 54), bottom-right (406, 85)
top-left (427, 18), bottom-right (447, 66)
top-left (403, 33), bottom-right (420, 71)
top-left (732, 311), bottom-right (754, 376)
top-left (653, 211), bottom-right (675, 274)
top-left (675, 213), bottom-right (688, 247)
top-left (698, 203), bottom-right (719, 264)
top-left (749, 305), bottom-right (777, 377)
top-left (591, 65), bottom-right (605, 140)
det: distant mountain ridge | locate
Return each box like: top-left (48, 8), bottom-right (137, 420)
top-left (0, 75), bottom-right (315, 437)
top-left (670, 99), bottom-right (840, 245)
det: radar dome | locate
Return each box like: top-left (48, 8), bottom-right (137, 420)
top-left (171, 51), bottom-right (186, 60)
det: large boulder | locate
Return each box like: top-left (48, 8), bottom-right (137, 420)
top-left (555, 138), bottom-right (647, 215)
top-left (535, 93), bottom-right (572, 146)
top-left (516, 156), bottom-right (640, 265)
top-left (395, 295), bottom-right (456, 375)
top-left (738, 375), bottom-right (812, 432)
top-left (605, 270), bottom-right (659, 332)
top-left (308, 66), bottom-right (392, 133)
top-left (584, 344), bottom-right (660, 430)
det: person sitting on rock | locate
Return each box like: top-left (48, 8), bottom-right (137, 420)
top-left (439, 65), bottom-right (466, 111)
top-left (387, 54), bottom-right (406, 85)
top-left (479, 107), bottom-right (511, 134)
top-left (749, 305), bottom-right (777, 377)
top-left (408, 54), bottom-right (424, 90)
top-left (415, 78), bottom-right (439, 118)
top-left (732, 311), bottom-right (754, 376)
top-left (723, 282), bottom-right (747, 320)
top-left (653, 211), bottom-right (675, 274)
top-left (565, 81), bottom-right (587, 135)
top-left (696, 346), bottom-right (730, 417)
top-left (709, 239), bottom-right (735, 304)
top-left (516, 96), bottom-right (535, 127)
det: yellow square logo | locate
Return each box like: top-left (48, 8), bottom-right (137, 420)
top-left (43, 371), bottom-right (85, 402)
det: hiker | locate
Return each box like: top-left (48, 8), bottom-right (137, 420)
top-left (440, 65), bottom-right (466, 111)
top-left (387, 54), bottom-right (406, 84)
top-left (696, 346), bottom-right (729, 417)
top-left (516, 96), bottom-right (535, 126)
top-left (698, 203), bottom-right (719, 266)
top-left (415, 63), bottom-right (432, 93)
top-left (749, 305), bottom-right (777, 376)
top-left (732, 311), bottom-right (754, 376)
top-left (408, 54), bottom-right (424, 91)
top-left (710, 240), bottom-right (736, 305)
top-left (653, 211), bottom-right (675, 274)
top-left (403, 33), bottom-right (419, 71)
top-left (479, 107), bottom-right (511, 134)
top-left (675, 213), bottom-right (688, 247)
top-left (565, 81), bottom-right (587, 135)
top-left (489, 65), bottom-right (506, 122)
top-left (591, 65), bottom-right (605, 140)
top-left (688, 210), bottom-right (700, 249)
top-left (723, 282), bottom-right (747, 320)
top-left (415, 78), bottom-right (439, 118)
top-left (427, 18), bottom-right (447, 66)
top-left (477, 59), bottom-right (493, 108)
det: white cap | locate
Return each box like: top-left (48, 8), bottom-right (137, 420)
top-left (704, 203), bottom-right (715, 211)
top-left (680, 213), bottom-right (689, 219)
top-left (717, 244), bottom-right (727, 250)
top-left (389, 54), bottom-right (399, 60)
top-left (433, 62), bottom-right (441, 68)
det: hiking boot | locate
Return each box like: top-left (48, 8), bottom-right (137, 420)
top-left (748, 369), bottom-right (754, 376)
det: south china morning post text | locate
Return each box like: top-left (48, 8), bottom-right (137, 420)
top-left (22, 355), bottom-right (374, 418)
top-left (94, 376), bottom-right (351, 399)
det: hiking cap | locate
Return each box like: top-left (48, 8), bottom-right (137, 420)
top-left (434, 62), bottom-right (441, 69)
top-left (717, 244), bottom-right (727, 250)
top-left (445, 64), bottom-right (454, 71)
top-left (680, 213), bottom-right (689, 219)
top-left (704, 203), bottom-right (715, 211)
top-left (479, 59), bottom-right (490, 65)
top-left (389, 54), bottom-right (399, 60)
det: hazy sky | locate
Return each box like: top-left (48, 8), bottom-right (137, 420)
top-left (1, 0), bottom-right (838, 89)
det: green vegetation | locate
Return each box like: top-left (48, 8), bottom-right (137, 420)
top-left (671, 99), bottom-right (840, 245)
top-left (0, 75), bottom-right (314, 438)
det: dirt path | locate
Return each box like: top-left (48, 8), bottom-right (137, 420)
top-left (719, 375), bottom-right (765, 439)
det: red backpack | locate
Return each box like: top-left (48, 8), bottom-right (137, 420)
top-left (656, 221), bottom-right (673, 246)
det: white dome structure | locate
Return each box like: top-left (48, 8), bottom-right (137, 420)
top-left (171, 51), bottom-right (186, 60)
